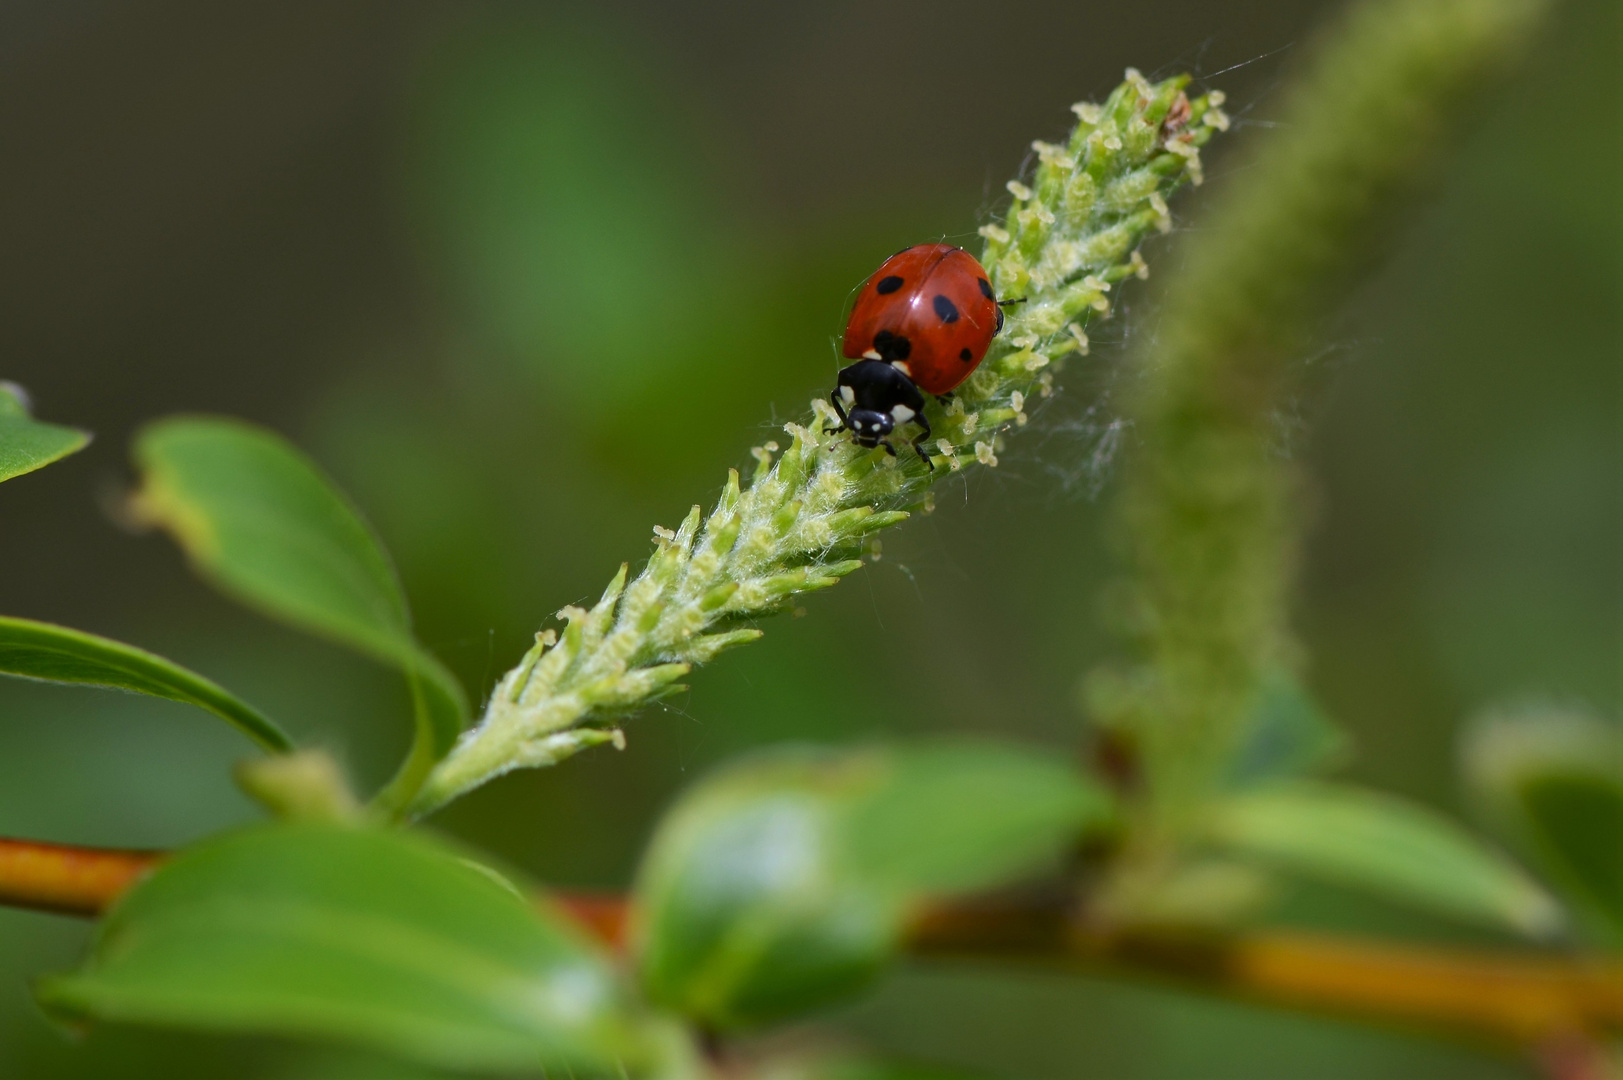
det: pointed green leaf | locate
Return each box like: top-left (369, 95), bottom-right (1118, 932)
top-left (1207, 781), bottom-right (1563, 937)
top-left (37, 824), bottom-right (654, 1075)
top-left (1463, 706), bottom-right (1623, 946)
top-left (0, 615), bottom-right (291, 753)
top-left (0, 382), bottom-right (89, 482)
top-left (634, 740), bottom-right (1112, 1029)
top-left (131, 418), bottom-right (467, 799)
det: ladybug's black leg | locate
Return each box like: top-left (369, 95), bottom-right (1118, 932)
top-left (878, 439), bottom-right (898, 458)
top-left (827, 391), bottom-right (851, 434)
top-left (993, 297), bottom-right (1026, 336)
top-left (910, 411), bottom-right (935, 472)
top-left (935, 392), bottom-right (955, 406)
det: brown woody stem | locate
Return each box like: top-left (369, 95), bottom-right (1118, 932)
top-left (5, 836), bottom-right (1618, 1050)
top-left (0, 835), bottom-right (161, 916)
top-left (906, 899), bottom-right (1623, 1047)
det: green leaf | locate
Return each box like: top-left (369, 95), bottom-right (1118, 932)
top-left (1463, 705), bottom-right (1623, 946)
top-left (633, 740), bottom-right (1111, 1029)
top-left (37, 823), bottom-right (654, 1075)
top-left (843, 742), bottom-right (1113, 894)
top-left (0, 615), bottom-right (291, 753)
top-left (0, 382), bottom-right (89, 482)
top-left (131, 418), bottom-right (467, 802)
top-left (1207, 780), bottom-right (1563, 937)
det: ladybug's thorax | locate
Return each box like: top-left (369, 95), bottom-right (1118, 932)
top-left (833, 360), bottom-right (926, 450)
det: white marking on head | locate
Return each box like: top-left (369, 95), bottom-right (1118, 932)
top-left (891, 404), bottom-right (915, 423)
top-left (890, 361), bottom-right (912, 377)
top-left (840, 386), bottom-right (855, 405)
top-left (862, 349), bottom-right (882, 360)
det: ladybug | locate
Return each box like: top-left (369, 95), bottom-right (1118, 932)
top-left (830, 244), bottom-right (1010, 466)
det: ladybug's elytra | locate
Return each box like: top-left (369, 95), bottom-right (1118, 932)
top-left (829, 244), bottom-right (1010, 467)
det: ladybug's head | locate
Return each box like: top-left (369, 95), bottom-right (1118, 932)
top-left (847, 408), bottom-right (894, 447)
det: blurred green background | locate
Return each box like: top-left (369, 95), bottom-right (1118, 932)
top-left (0, 1), bottom-right (1616, 1076)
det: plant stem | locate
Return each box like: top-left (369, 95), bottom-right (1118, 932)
top-left (10, 836), bottom-right (1617, 1048)
top-left (0, 836), bottom-right (159, 916)
top-left (908, 901), bottom-right (1623, 1049)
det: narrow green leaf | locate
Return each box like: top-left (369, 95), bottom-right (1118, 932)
top-left (0, 615), bottom-right (291, 753)
top-left (1463, 706), bottom-right (1623, 946)
top-left (131, 418), bottom-right (467, 797)
top-left (633, 740), bottom-right (1112, 1029)
top-left (0, 382), bottom-right (89, 482)
top-left (1207, 781), bottom-right (1563, 938)
top-left (37, 824), bottom-right (654, 1075)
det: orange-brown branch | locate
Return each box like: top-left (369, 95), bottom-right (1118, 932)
top-left (1226, 931), bottom-right (1623, 1046)
top-left (5, 837), bottom-right (1619, 1049)
top-left (0, 836), bottom-right (160, 916)
top-left (906, 901), bottom-right (1623, 1047)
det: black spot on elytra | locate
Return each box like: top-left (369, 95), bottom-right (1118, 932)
top-left (875, 275), bottom-right (904, 295)
top-left (978, 277), bottom-right (994, 300)
top-left (873, 329), bottom-right (911, 360)
top-left (933, 295), bottom-right (959, 323)
top-left (959, 347), bottom-right (973, 362)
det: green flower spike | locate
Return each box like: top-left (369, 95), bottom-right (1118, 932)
top-left (409, 71), bottom-right (1225, 816)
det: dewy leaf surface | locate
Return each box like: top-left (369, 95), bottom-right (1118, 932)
top-left (0, 382), bottom-right (89, 482)
top-left (38, 824), bottom-right (652, 1075)
top-left (633, 741), bottom-right (1111, 1029)
top-left (1208, 781), bottom-right (1563, 937)
top-left (0, 616), bottom-right (291, 753)
top-left (131, 418), bottom-right (467, 797)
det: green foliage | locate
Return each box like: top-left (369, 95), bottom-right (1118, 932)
top-left (1463, 704), bottom-right (1623, 946)
top-left (0, 382), bottom-right (89, 483)
top-left (1093, 0), bottom-right (1550, 829)
top-left (37, 824), bottom-right (656, 1075)
top-left (130, 418), bottom-right (468, 809)
top-left (1206, 780), bottom-right (1562, 937)
top-left (842, 742), bottom-right (1114, 894)
top-left (633, 742), bottom-right (1111, 1029)
top-left (0, 616), bottom-right (291, 754)
top-left (416, 73), bottom-right (1220, 815)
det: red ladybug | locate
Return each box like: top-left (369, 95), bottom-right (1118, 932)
top-left (830, 244), bottom-right (1008, 466)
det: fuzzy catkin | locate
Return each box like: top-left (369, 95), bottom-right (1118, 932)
top-left (1088, 0), bottom-right (1549, 834)
top-left (409, 72), bottom-right (1223, 816)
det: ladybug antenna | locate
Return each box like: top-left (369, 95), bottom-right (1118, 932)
top-left (997, 297), bottom-right (1028, 307)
